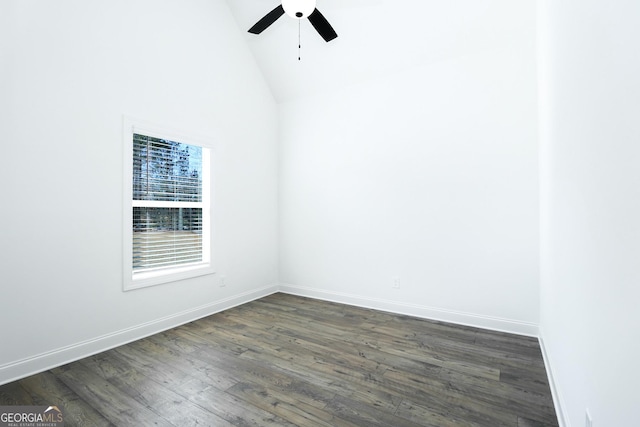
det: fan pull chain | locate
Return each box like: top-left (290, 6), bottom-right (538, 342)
top-left (298, 19), bottom-right (301, 61)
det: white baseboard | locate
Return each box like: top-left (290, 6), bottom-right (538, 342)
top-left (539, 332), bottom-right (569, 427)
top-left (1, 282), bottom-right (547, 396)
top-left (278, 283), bottom-right (539, 337)
top-left (0, 285), bottom-right (278, 386)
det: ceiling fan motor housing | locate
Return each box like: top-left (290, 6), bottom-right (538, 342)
top-left (282, 0), bottom-right (316, 19)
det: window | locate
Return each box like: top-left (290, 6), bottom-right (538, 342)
top-left (123, 118), bottom-right (213, 290)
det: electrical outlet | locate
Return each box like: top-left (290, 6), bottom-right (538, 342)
top-left (220, 275), bottom-right (226, 287)
top-left (392, 277), bottom-right (400, 289)
top-left (585, 409), bottom-right (592, 427)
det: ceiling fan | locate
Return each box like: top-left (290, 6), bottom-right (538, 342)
top-left (248, 0), bottom-right (338, 42)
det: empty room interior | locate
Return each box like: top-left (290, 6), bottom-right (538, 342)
top-left (0, 1), bottom-right (638, 426)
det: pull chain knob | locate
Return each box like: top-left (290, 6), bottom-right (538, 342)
top-left (298, 20), bottom-right (301, 60)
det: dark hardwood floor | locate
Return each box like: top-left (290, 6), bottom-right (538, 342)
top-left (0, 293), bottom-right (558, 426)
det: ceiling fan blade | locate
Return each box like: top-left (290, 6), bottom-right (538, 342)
top-left (248, 5), bottom-right (285, 34)
top-left (308, 8), bottom-right (338, 42)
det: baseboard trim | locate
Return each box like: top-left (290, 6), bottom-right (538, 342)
top-left (538, 332), bottom-right (569, 427)
top-left (0, 283), bottom-right (543, 387)
top-left (278, 283), bottom-right (539, 337)
top-left (0, 284), bottom-right (279, 386)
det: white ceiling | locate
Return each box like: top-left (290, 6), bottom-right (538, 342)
top-left (225, 0), bottom-right (533, 102)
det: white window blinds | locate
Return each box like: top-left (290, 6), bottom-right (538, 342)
top-left (132, 134), bottom-right (205, 273)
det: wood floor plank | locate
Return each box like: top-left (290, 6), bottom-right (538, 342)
top-left (323, 394), bottom-right (423, 427)
top-left (361, 322), bottom-right (546, 377)
top-left (186, 378), bottom-right (299, 427)
top-left (134, 335), bottom-right (239, 391)
top-left (79, 353), bottom-right (234, 427)
top-left (518, 416), bottom-right (559, 427)
top-left (191, 347), bottom-right (338, 411)
top-left (395, 398), bottom-right (483, 427)
top-left (18, 371), bottom-right (113, 427)
top-left (0, 381), bottom-right (34, 405)
top-left (112, 343), bottom-right (195, 390)
top-left (382, 367), bottom-right (519, 426)
top-left (235, 342), bottom-right (406, 416)
top-left (351, 332), bottom-right (502, 381)
top-left (53, 363), bottom-right (174, 427)
top-left (210, 314), bottom-right (387, 379)
top-left (226, 381), bottom-right (360, 427)
top-left (0, 293), bottom-right (558, 426)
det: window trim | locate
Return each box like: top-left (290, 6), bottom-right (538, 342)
top-left (122, 116), bottom-right (214, 291)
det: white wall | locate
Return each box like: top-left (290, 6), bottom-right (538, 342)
top-left (0, 0), bottom-right (278, 384)
top-left (279, 6), bottom-right (539, 334)
top-left (538, 1), bottom-right (640, 426)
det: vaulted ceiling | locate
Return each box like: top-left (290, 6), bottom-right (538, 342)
top-left (225, 0), bottom-right (534, 102)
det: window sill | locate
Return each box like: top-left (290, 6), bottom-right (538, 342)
top-left (124, 263), bottom-right (215, 291)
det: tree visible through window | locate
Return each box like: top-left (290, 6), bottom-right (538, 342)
top-left (132, 134), bottom-right (203, 271)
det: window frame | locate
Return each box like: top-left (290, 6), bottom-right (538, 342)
top-left (122, 116), bottom-right (214, 291)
